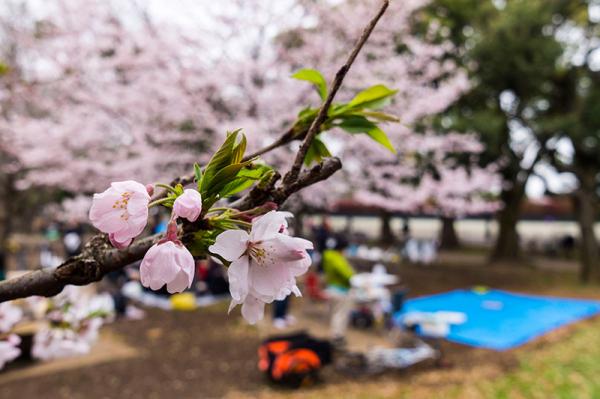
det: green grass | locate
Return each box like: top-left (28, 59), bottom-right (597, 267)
top-left (478, 317), bottom-right (600, 399)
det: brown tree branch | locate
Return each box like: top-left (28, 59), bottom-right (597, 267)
top-left (282, 0), bottom-right (389, 186)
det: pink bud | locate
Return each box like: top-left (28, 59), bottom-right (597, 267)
top-left (140, 241), bottom-right (195, 294)
top-left (146, 184), bottom-right (154, 197)
top-left (173, 189), bottom-right (202, 222)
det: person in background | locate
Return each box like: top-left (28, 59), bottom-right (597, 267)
top-left (272, 296), bottom-right (295, 329)
top-left (322, 235), bottom-right (355, 345)
top-left (314, 217), bottom-right (332, 254)
top-left (63, 221), bottom-right (83, 257)
top-left (0, 251), bottom-right (5, 280)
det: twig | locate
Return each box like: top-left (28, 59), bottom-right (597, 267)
top-left (242, 127), bottom-right (296, 162)
top-left (230, 157), bottom-right (342, 210)
top-left (282, 0), bottom-right (389, 186)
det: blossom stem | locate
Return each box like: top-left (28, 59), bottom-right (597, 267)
top-left (148, 198), bottom-right (172, 208)
top-left (155, 183), bottom-right (177, 194)
top-left (226, 219), bottom-right (252, 228)
top-left (206, 207), bottom-right (234, 214)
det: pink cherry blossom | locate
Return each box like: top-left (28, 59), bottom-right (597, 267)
top-left (0, 335), bottom-right (21, 370)
top-left (0, 302), bottom-right (23, 333)
top-left (145, 184), bottom-right (155, 197)
top-left (209, 211), bottom-right (313, 324)
top-left (140, 241), bottom-right (195, 294)
top-left (173, 189), bottom-right (203, 222)
top-left (108, 233), bottom-right (132, 249)
top-left (31, 286), bottom-right (110, 361)
top-left (89, 180), bottom-right (150, 248)
top-left (32, 329), bottom-right (91, 361)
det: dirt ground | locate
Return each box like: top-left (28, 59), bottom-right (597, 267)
top-left (0, 252), bottom-right (598, 399)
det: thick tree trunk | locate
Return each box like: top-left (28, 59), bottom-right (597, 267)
top-left (439, 216), bottom-right (460, 250)
top-left (573, 178), bottom-right (599, 283)
top-left (491, 183), bottom-right (525, 262)
top-left (380, 210), bottom-right (395, 244)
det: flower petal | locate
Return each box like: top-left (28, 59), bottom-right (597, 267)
top-left (241, 296), bottom-right (265, 325)
top-left (250, 211), bottom-right (290, 241)
top-left (166, 270), bottom-right (190, 293)
top-left (228, 256), bottom-right (249, 302)
top-left (209, 229), bottom-right (249, 261)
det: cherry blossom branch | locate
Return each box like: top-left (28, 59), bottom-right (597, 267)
top-left (282, 0), bottom-right (389, 186)
top-left (0, 1), bottom-right (387, 303)
top-left (0, 157), bottom-right (341, 302)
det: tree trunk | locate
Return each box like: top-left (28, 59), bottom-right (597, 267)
top-left (380, 210), bottom-right (395, 244)
top-left (0, 175), bottom-right (16, 277)
top-left (491, 183), bottom-right (525, 262)
top-left (293, 211), bottom-right (305, 237)
top-left (573, 177), bottom-right (599, 283)
top-left (439, 216), bottom-right (460, 249)
top-left (344, 215), bottom-right (353, 234)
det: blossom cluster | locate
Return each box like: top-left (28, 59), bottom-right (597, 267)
top-left (209, 211), bottom-right (313, 324)
top-left (88, 179), bottom-right (313, 324)
top-left (32, 287), bottom-right (113, 360)
top-left (0, 287), bottom-right (114, 369)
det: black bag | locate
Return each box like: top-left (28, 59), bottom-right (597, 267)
top-left (258, 332), bottom-right (332, 388)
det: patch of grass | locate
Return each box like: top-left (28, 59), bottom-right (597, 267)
top-left (478, 317), bottom-right (600, 399)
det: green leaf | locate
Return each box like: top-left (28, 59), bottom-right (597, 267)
top-left (204, 161), bottom-right (252, 198)
top-left (366, 127), bottom-right (396, 153)
top-left (237, 163), bottom-right (273, 180)
top-left (218, 164), bottom-right (274, 198)
top-left (218, 177), bottom-right (256, 198)
top-left (200, 129), bottom-right (241, 193)
top-left (188, 229), bottom-right (221, 258)
top-left (194, 163), bottom-right (202, 189)
top-left (292, 68), bottom-right (328, 100)
top-left (347, 84), bottom-right (397, 110)
top-left (337, 115), bottom-right (396, 153)
top-left (337, 115), bottom-right (378, 133)
top-left (354, 110), bottom-right (400, 123)
top-left (304, 136), bottom-right (331, 165)
top-left (231, 134), bottom-right (247, 164)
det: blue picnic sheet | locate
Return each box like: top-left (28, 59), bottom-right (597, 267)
top-left (394, 289), bottom-right (600, 350)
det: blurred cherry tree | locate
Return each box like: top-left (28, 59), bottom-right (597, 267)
top-left (0, 0), bottom-right (499, 254)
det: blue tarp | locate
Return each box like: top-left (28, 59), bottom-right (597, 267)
top-left (394, 289), bottom-right (600, 351)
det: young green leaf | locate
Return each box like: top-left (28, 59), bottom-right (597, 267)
top-left (337, 115), bottom-right (378, 133)
top-left (292, 68), bottom-right (328, 100)
top-left (204, 161), bottom-right (252, 197)
top-left (366, 127), bottom-right (396, 153)
top-left (304, 136), bottom-right (331, 165)
top-left (354, 110), bottom-right (400, 123)
top-left (337, 115), bottom-right (396, 153)
top-left (218, 164), bottom-right (274, 198)
top-left (347, 84), bottom-right (397, 110)
top-left (194, 163), bottom-right (203, 189)
top-left (201, 129), bottom-right (241, 193)
top-left (231, 134), bottom-right (247, 164)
